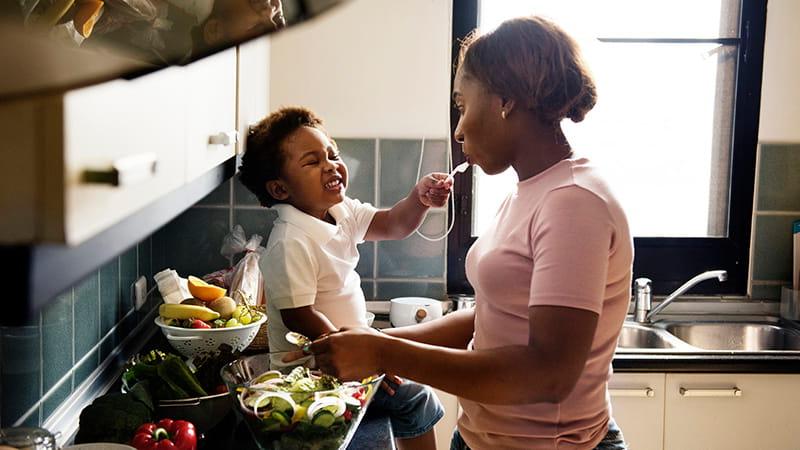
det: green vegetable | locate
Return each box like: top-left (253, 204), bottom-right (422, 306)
top-left (122, 349), bottom-right (207, 401)
top-left (74, 392), bottom-right (152, 444)
top-left (158, 355), bottom-right (207, 398)
top-left (311, 410), bottom-right (336, 428)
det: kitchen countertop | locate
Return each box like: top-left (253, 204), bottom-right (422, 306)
top-left (375, 310), bottom-right (800, 373)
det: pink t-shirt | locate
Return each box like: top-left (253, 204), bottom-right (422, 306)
top-left (458, 158), bottom-right (633, 450)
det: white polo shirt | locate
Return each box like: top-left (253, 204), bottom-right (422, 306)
top-left (260, 197), bottom-right (377, 367)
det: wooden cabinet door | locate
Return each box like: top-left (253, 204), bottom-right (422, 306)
top-left (61, 66), bottom-right (186, 245)
top-left (183, 48), bottom-right (237, 181)
top-left (664, 373), bottom-right (800, 450)
top-left (609, 372), bottom-right (666, 450)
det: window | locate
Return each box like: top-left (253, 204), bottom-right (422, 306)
top-left (448, 0), bottom-right (767, 295)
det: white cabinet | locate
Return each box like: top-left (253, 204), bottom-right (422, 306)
top-left (609, 373), bottom-right (665, 450)
top-left (433, 388), bottom-right (460, 450)
top-left (61, 66), bottom-right (187, 245)
top-left (663, 373), bottom-right (800, 450)
top-left (611, 372), bottom-right (800, 450)
top-left (237, 36), bottom-right (270, 156)
top-left (0, 48), bottom-right (238, 246)
top-left (184, 48), bottom-right (237, 181)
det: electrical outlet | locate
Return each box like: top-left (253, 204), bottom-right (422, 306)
top-left (134, 276), bottom-right (148, 310)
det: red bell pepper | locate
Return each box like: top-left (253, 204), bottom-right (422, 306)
top-left (131, 418), bottom-right (197, 450)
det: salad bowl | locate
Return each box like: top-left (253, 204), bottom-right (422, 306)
top-left (220, 354), bottom-right (383, 450)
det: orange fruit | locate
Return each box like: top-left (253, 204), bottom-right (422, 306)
top-left (73, 0), bottom-right (104, 38)
top-left (187, 275), bottom-right (226, 302)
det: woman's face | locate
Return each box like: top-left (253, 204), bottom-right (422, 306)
top-left (452, 69), bottom-right (513, 175)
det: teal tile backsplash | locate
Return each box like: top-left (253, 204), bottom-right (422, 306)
top-left (379, 139), bottom-right (448, 207)
top-left (0, 238), bottom-right (159, 428)
top-left (750, 143), bottom-right (800, 299)
top-left (338, 138), bottom-right (377, 204)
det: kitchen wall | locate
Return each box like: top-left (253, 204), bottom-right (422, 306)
top-left (749, 0), bottom-right (800, 299)
top-left (157, 0), bottom-right (455, 298)
top-left (3, 0), bottom-right (797, 431)
top-left (0, 239), bottom-right (162, 428)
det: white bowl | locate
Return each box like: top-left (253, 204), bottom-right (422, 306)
top-left (154, 314), bottom-right (266, 357)
top-left (390, 297), bottom-right (443, 327)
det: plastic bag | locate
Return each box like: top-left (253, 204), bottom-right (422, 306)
top-left (204, 225), bottom-right (266, 306)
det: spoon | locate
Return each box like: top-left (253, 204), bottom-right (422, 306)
top-left (285, 331), bottom-right (312, 354)
top-left (449, 161), bottom-right (470, 178)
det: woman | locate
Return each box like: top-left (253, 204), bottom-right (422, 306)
top-left (309, 16), bottom-right (632, 450)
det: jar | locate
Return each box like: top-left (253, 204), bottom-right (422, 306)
top-left (0, 426), bottom-right (58, 450)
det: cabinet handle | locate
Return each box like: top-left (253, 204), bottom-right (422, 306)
top-left (82, 152), bottom-right (158, 187)
top-left (208, 130), bottom-right (238, 146)
top-left (609, 387), bottom-right (654, 398)
top-left (679, 387), bottom-right (742, 397)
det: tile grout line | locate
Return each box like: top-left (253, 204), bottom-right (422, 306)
top-left (15, 307), bottom-right (141, 427)
top-left (38, 305), bottom-right (43, 425)
top-left (373, 138), bottom-right (380, 299)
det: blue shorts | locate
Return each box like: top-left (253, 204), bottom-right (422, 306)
top-left (450, 417), bottom-right (628, 450)
top-left (368, 379), bottom-right (444, 439)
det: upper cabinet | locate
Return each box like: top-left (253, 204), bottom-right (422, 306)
top-left (0, 48), bottom-right (237, 246)
top-left (0, 44), bottom-right (253, 326)
top-left (184, 49), bottom-right (238, 182)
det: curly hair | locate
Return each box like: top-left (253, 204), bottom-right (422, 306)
top-left (458, 16), bottom-right (597, 124)
top-left (238, 106), bottom-right (329, 207)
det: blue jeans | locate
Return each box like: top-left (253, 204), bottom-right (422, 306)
top-left (368, 379), bottom-right (444, 439)
top-left (450, 418), bottom-right (628, 450)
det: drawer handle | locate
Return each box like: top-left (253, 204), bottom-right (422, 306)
top-left (609, 387), bottom-right (654, 398)
top-left (208, 130), bottom-right (238, 146)
top-left (679, 387), bottom-right (742, 397)
top-left (82, 152), bottom-right (158, 186)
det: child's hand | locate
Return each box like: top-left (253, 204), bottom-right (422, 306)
top-left (415, 173), bottom-right (453, 208)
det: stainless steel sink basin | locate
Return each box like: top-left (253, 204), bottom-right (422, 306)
top-left (662, 322), bottom-right (800, 351)
top-left (617, 323), bottom-right (682, 350)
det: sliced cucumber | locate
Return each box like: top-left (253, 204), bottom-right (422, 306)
top-left (270, 396), bottom-right (294, 414)
top-left (311, 410), bottom-right (336, 428)
top-left (271, 410), bottom-right (291, 427)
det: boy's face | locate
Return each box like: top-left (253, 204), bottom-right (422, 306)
top-left (268, 126), bottom-right (348, 220)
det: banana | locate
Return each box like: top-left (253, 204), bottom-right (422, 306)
top-left (159, 303), bottom-right (220, 321)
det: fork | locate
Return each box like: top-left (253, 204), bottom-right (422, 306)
top-left (449, 161), bottom-right (470, 178)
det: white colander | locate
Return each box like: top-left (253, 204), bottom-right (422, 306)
top-left (154, 315), bottom-right (267, 358)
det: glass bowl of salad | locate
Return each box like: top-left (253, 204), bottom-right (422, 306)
top-left (220, 354), bottom-right (383, 450)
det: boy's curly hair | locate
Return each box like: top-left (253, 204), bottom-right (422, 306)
top-left (238, 106), bottom-right (328, 207)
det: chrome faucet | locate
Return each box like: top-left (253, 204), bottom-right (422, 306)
top-left (632, 270), bottom-right (728, 323)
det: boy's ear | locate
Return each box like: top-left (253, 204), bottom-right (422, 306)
top-left (266, 180), bottom-right (290, 201)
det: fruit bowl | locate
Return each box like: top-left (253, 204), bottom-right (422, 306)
top-left (155, 314), bottom-right (266, 358)
top-left (221, 354), bottom-right (383, 450)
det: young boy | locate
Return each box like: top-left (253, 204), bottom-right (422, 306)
top-left (238, 106), bottom-right (450, 450)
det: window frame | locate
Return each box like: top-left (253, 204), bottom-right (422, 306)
top-left (447, 0), bottom-right (767, 296)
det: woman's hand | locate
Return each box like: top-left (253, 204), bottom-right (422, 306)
top-left (415, 173), bottom-right (453, 208)
top-left (309, 327), bottom-right (386, 381)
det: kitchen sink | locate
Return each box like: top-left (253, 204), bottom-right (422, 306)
top-left (617, 323), bottom-right (685, 350)
top-left (662, 321), bottom-right (800, 352)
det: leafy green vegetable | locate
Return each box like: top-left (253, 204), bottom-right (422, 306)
top-left (74, 392), bottom-right (152, 444)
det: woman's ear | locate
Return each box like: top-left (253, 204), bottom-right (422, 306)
top-left (266, 180), bottom-right (289, 201)
top-left (500, 97), bottom-right (517, 118)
